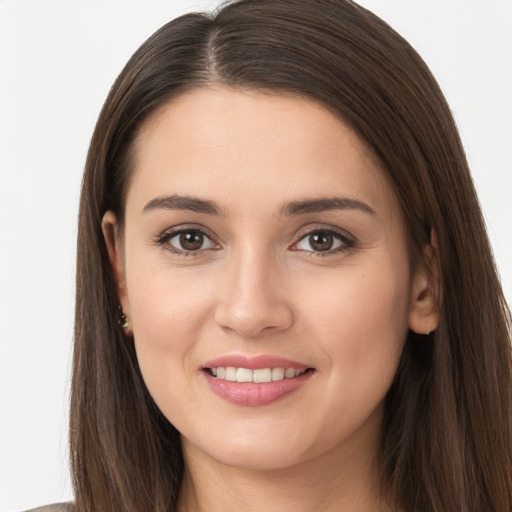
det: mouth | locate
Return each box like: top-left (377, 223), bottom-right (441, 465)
top-left (201, 356), bottom-right (316, 406)
top-left (205, 366), bottom-right (311, 383)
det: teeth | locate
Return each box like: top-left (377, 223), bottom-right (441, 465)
top-left (284, 368), bottom-right (296, 379)
top-left (209, 367), bottom-right (306, 383)
top-left (225, 367), bottom-right (237, 381)
top-left (271, 367), bottom-right (285, 381)
top-left (236, 367), bottom-right (253, 382)
top-left (253, 368), bottom-right (272, 383)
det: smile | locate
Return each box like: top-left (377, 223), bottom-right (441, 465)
top-left (208, 367), bottom-right (307, 383)
top-left (202, 356), bottom-right (315, 406)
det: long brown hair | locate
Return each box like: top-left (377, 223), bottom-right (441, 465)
top-left (71, 1), bottom-right (512, 510)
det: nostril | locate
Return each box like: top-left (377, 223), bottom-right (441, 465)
top-left (214, 301), bottom-right (294, 339)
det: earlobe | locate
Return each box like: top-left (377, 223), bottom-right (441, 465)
top-left (101, 211), bottom-right (130, 316)
top-left (408, 237), bottom-right (442, 335)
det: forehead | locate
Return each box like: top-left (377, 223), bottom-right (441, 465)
top-left (128, 87), bottom-right (395, 216)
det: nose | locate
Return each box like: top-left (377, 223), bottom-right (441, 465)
top-left (214, 247), bottom-right (294, 339)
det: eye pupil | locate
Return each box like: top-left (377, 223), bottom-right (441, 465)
top-left (180, 232), bottom-right (204, 250)
top-left (310, 233), bottom-right (333, 251)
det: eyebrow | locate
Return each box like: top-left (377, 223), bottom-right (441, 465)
top-left (143, 194), bottom-right (223, 216)
top-left (280, 197), bottom-right (376, 217)
top-left (142, 194), bottom-right (376, 218)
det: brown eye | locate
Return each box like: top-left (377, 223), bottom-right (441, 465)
top-left (309, 233), bottom-right (334, 251)
top-left (179, 232), bottom-right (204, 251)
top-left (166, 230), bottom-right (215, 253)
top-left (294, 228), bottom-right (354, 255)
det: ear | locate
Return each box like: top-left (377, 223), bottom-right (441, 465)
top-left (101, 211), bottom-right (131, 318)
top-left (408, 232), bottom-right (442, 335)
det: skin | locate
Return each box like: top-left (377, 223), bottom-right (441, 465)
top-left (103, 87), bottom-right (439, 512)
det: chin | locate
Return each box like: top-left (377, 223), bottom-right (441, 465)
top-left (182, 420), bottom-right (329, 471)
top-left (182, 427), bottom-right (318, 472)
top-left (206, 445), bottom-right (308, 472)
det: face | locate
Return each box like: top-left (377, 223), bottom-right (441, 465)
top-left (104, 87), bottom-right (433, 472)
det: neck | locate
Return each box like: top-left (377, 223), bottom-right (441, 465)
top-left (177, 432), bottom-right (391, 512)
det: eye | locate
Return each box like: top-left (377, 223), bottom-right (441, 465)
top-left (293, 228), bottom-right (355, 255)
top-left (159, 228), bottom-right (216, 254)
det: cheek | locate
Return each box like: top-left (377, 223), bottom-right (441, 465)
top-left (123, 251), bottom-right (217, 405)
top-left (300, 263), bottom-right (410, 328)
top-left (127, 277), bottom-right (209, 424)
top-left (295, 260), bottom-right (411, 396)
top-left (127, 255), bottom-right (214, 342)
top-left (283, 264), bottom-right (410, 453)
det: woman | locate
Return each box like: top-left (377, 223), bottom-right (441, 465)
top-left (32, 0), bottom-right (511, 510)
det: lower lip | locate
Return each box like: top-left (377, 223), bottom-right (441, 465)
top-left (203, 370), bottom-right (314, 406)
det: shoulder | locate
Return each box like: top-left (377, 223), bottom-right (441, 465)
top-left (23, 503), bottom-right (74, 512)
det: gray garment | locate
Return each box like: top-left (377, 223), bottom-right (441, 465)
top-left (24, 504), bottom-right (74, 512)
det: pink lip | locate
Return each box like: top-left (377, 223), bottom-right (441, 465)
top-left (201, 354), bottom-right (314, 407)
top-left (203, 371), bottom-right (314, 406)
top-left (202, 354), bottom-right (309, 370)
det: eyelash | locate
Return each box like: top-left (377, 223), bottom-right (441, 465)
top-left (155, 225), bottom-right (218, 257)
top-left (155, 225), bottom-right (357, 257)
top-left (293, 227), bottom-right (356, 257)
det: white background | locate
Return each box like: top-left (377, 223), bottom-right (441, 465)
top-left (0, 1), bottom-right (510, 510)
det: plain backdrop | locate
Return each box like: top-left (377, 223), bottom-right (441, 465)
top-left (0, 0), bottom-right (511, 510)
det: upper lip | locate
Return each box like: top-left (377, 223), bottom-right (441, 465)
top-left (202, 355), bottom-right (310, 370)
